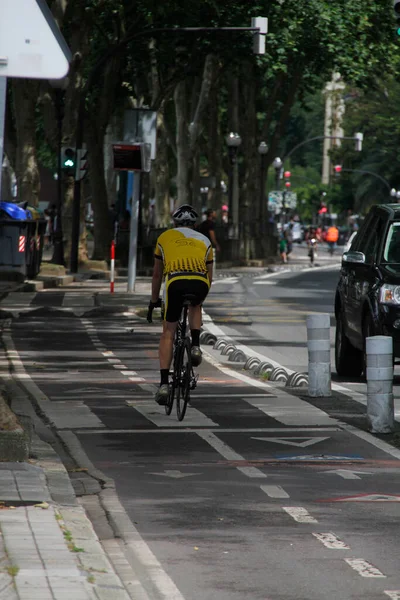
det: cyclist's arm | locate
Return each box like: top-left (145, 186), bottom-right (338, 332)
top-left (151, 257), bottom-right (163, 302)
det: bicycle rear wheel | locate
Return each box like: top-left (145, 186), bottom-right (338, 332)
top-left (176, 338), bottom-right (192, 421)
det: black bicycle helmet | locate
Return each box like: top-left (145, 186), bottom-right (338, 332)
top-left (172, 204), bottom-right (198, 226)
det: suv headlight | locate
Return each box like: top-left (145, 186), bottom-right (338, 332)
top-left (380, 284), bottom-right (400, 305)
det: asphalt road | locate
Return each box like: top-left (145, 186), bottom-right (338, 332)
top-left (3, 253), bottom-right (400, 599)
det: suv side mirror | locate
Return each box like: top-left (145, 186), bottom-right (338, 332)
top-left (342, 251), bottom-right (365, 265)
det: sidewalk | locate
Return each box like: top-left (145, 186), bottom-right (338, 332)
top-left (0, 375), bottom-right (135, 600)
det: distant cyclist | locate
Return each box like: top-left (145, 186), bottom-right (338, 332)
top-left (148, 204), bottom-right (213, 405)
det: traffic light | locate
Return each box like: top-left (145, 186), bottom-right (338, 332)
top-left (394, 1), bottom-right (400, 35)
top-left (284, 170), bottom-right (291, 188)
top-left (334, 164), bottom-right (342, 175)
top-left (61, 146), bottom-right (76, 176)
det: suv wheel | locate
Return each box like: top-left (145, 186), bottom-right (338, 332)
top-left (335, 311), bottom-right (363, 377)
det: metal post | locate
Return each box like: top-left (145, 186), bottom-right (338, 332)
top-left (306, 313), bottom-right (331, 397)
top-left (366, 336), bottom-right (394, 433)
top-left (228, 163), bottom-right (234, 238)
top-left (52, 90), bottom-right (65, 265)
top-left (127, 171), bottom-right (140, 292)
top-left (0, 77), bottom-right (6, 198)
top-left (259, 154), bottom-right (267, 228)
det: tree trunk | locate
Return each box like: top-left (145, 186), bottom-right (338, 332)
top-left (207, 84), bottom-right (223, 212)
top-left (174, 79), bottom-right (189, 206)
top-left (11, 80), bottom-right (40, 206)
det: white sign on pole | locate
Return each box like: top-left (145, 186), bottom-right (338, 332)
top-left (0, 0), bottom-right (71, 79)
top-left (124, 109), bottom-right (157, 160)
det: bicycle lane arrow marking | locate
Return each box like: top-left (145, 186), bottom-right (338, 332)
top-left (251, 436), bottom-right (329, 447)
top-left (148, 470), bottom-right (200, 479)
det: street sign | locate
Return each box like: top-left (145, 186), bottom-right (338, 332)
top-left (268, 191), bottom-right (297, 213)
top-left (0, 0), bottom-right (71, 79)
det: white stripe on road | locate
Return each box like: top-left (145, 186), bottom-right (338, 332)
top-left (312, 533), bottom-right (349, 549)
top-left (385, 592), bottom-right (400, 599)
top-left (126, 401), bottom-right (218, 428)
top-left (283, 507), bottom-right (318, 523)
top-left (260, 485), bottom-right (289, 498)
top-left (196, 430), bottom-right (267, 479)
top-left (345, 558), bottom-right (386, 578)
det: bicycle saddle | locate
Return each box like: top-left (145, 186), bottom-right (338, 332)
top-left (182, 293), bottom-right (197, 305)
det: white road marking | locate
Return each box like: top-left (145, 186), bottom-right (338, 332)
top-left (148, 470), bottom-right (200, 479)
top-left (129, 376), bottom-right (146, 382)
top-left (253, 281), bottom-right (276, 285)
top-left (77, 426), bottom-right (339, 434)
top-left (252, 436), bottom-right (329, 447)
top-left (244, 395), bottom-right (336, 427)
top-left (312, 532), bottom-right (349, 549)
top-left (341, 424), bottom-right (400, 461)
top-left (108, 358), bottom-right (121, 364)
top-left (126, 400), bottom-right (218, 428)
top-left (102, 351), bottom-right (115, 357)
top-left (283, 507), bottom-right (318, 523)
top-left (213, 277), bottom-right (239, 284)
top-left (196, 430), bottom-right (267, 479)
top-left (385, 592), bottom-right (400, 599)
top-left (191, 394), bottom-right (272, 398)
top-left (345, 558), bottom-right (386, 578)
top-left (260, 485), bottom-right (289, 498)
top-left (323, 469), bottom-right (373, 480)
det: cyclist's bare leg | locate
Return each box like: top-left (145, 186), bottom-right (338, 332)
top-left (159, 320), bottom-right (178, 370)
top-left (188, 304), bottom-right (203, 366)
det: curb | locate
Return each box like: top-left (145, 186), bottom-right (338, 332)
top-left (200, 330), bottom-right (309, 389)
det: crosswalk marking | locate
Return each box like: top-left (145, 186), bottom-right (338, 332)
top-left (260, 485), bottom-right (289, 498)
top-left (283, 507), bottom-right (318, 523)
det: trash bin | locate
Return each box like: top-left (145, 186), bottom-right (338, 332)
top-left (26, 219), bottom-right (46, 279)
top-left (0, 202), bottom-right (46, 280)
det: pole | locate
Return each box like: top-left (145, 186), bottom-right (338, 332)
top-left (110, 240), bottom-right (115, 293)
top-left (70, 95), bottom-right (85, 273)
top-left (366, 336), bottom-right (394, 433)
top-left (0, 77), bottom-right (6, 198)
top-left (259, 154), bottom-right (267, 228)
top-left (228, 163), bottom-right (234, 238)
top-left (52, 90), bottom-right (65, 265)
top-left (127, 171), bottom-right (140, 292)
top-left (307, 313), bottom-right (331, 397)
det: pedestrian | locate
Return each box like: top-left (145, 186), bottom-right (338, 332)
top-left (326, 223), bottom-right (339, 255)
top-left (279, 235), bottom-right (288, 263)
top-left (285, 226), bottom-right (293, 259)
top-left (197, 208), bottom-right (220, 274)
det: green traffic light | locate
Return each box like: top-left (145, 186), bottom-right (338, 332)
top-left (64, 159), bottom-right (74, 167)
top-left (397, 26), bottom-right (400, 36)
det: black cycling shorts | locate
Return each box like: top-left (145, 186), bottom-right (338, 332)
top-left (164, 277), bottom-right (209, 323)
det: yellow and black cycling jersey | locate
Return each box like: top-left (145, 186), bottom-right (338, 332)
top-left (154, 227), bottom-right (213, 284)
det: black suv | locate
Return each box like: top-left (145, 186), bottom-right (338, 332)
top-left (335, 204), bottom-right (400, 377)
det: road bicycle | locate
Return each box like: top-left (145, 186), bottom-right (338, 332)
top-left (147, 294), bottom-right (198, 421)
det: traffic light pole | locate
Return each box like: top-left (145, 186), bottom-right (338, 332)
top-left (127, 172), bottom-right (140, 292)
top-left (70, 94), bottom-right (85, 273)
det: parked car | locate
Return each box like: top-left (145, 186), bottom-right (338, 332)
top-left (335, 204), bottom-right (400, 377)
top-left (342, 230), bottom-right (357, 254)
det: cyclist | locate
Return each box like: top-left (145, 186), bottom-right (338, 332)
top-left (148, 204), bottom-right (213, 405)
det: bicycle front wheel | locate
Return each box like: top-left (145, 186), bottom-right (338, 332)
top-left (176, 338), bottom-right (192, 421)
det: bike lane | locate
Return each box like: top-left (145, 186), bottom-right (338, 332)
top-left (5, 298), bottom-right (400, 599)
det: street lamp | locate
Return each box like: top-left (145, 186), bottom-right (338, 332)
top-left (273, 157), bottom-right (283, 190)
top-left (49, 77), bottom-right (69, 266)
top-left (225, 132), bottom-right (242, 236)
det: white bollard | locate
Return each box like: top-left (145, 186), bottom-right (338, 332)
top-left (366, 335), bottom-right (394, 433)
top-left (307, 313), bottom-right (331, 397)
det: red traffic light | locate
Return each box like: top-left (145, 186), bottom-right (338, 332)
top-left (284, 170), bottom-right (291, 178)
top-left (285, 181), bottom-right (291, 188)
top-left (334, 164), bottom-right (342, 173)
